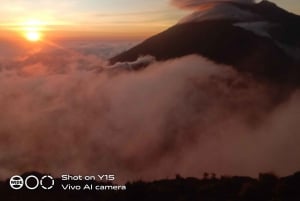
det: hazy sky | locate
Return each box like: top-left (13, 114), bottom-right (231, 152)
top-left (0, 0), bottom-right (299, 39)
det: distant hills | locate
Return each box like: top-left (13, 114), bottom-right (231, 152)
top-left (110, 1), bottom-right (300, 84)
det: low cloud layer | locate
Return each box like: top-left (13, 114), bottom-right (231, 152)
top-left (0, 42), bottom-right (299, 182)
top-left (171, 0), bottom-right (255, 10)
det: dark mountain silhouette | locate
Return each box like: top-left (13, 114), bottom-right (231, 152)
top-left (1, 171), bottom-right (300, 201)
top-left (110, 1), bottom-right (300, 84)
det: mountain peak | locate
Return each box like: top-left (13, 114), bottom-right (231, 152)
top-left (178, 0), bottom-right (300, 25)
top-left (259, 0), bottom-right (279, 8)
top-left (178, 2), bottom-right (262, 24)
top-left (110, 1), bottom-right (300, 85)
top-left (237, 0), bottom-right (300, 23)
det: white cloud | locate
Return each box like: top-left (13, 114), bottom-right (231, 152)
top-left (234, 21), bottom-right (272, 38)
top-left (0, 43), bottom-right (299, 182)
top-left (107, 55), bottom-right (156, 70)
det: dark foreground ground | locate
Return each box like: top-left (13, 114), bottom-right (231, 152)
top-left (1, 172), bottom-right (299, 201)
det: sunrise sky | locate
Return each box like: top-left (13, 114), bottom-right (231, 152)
top-left (0, 0), bottom-right (299, 40)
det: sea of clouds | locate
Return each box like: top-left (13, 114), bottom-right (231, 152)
top-left (0, 39), bottom-right (299, 182)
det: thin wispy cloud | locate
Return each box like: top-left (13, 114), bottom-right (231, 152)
top-left (170, 0), bottom-right (255, 10)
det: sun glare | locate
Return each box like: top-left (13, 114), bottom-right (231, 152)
top-left (25, 31), bottom-right (41, 42)
top-left (22, 19), bottom-right (45, 42)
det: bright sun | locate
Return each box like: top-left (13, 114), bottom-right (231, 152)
top-left (25, 31), bottom-right (41, 42)
top-left (22, 19), bottom-right (44, 42)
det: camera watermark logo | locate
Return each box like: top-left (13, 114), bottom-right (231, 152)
top-left (9, 175), bottom-right (55, 190)
top-left (9, 174), bottom-right (126, 191)
top-left (9, 176), bottom-right (24, 190)
top-left (40, 175), bottom-right (55, 190)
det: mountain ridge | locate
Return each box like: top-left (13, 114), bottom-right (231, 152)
top-left (110, 1), bottom-right (300, 84)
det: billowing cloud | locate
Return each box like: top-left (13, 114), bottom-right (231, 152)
top-left (178, 3), bottom-right (261, 24)
top-left (108, 55), bottom-right (156, 70)
top-left (0, 41), bottom-right (300, 183)
top-left (171, 0), bottom-right (256, 10)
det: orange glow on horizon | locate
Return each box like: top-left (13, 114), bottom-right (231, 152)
top-left (1, 18), bottom-right (170, 42)
top-left (20, 19), bottom-right (45, 42)
top-left (0, 14), bottom-right (174, 42)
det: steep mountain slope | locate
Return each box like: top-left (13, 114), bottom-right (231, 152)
top-left (110, 1), bottom-right (300, 84)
